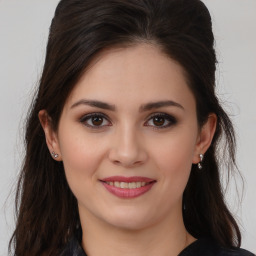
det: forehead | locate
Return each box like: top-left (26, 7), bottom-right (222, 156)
top-left (65, 43), bottom-right (195, 110)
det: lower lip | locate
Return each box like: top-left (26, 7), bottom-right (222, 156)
top-left (101, 182), bottom-right (155, 199)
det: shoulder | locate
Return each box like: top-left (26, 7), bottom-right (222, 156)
top-left (60, 236), bottom-right (86, 256)
top-left (179, 238), bottom-right (255, 256)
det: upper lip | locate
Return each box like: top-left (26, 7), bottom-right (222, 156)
top-left (100, 176), bottom-right (156, 183)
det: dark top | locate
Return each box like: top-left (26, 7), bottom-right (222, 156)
top-left (60, 236), bottom-right (255, 256)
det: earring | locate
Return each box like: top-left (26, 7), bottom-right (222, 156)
top-left (198, 153), bottom-right (204, 170)
top-left (51, 151), bottom-right (59, 159)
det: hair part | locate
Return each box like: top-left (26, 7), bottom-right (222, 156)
top-left (10, 0), bottom-right (241, 255)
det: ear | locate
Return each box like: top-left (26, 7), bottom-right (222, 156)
top-left (38, 110), bottom-right (62, 161)
top-left (192, 113), bottom-right (217, 164)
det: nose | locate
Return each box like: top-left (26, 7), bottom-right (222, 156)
top-left (108, 125), bottom-right (148, 168)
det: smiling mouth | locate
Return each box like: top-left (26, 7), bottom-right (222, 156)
top-left (103, 181), bottom-right (150, 189)
top-left (100, 176), bottom-right (156, 198)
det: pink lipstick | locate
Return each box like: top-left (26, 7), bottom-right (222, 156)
top-left (100, 176), bottom-right (156, 198)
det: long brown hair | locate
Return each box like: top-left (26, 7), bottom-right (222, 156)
top-left (10, 0), bottom-right (241, 255)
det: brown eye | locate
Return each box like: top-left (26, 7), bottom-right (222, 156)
top-left (152, 116), bottom-right (165, 126)
top-left (91, 116), bottom-right (104, 126)
top-left (80, 113), bottom-right (111, 128)
top-left (145, 113), bottom-right (177, 129)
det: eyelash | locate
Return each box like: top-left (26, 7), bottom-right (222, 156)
top-left (80, 113), bottom-right (111, 129)
top-left (145, 113), bottom-right (177, 129)
top-left (79, 112), bottom-right (177, 129)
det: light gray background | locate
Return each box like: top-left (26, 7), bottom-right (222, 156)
top-left (0, 0), bottom-right (255, 255)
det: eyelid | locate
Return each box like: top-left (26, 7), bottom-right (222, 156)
top-left (79, 112), bottom-right (112, 128)
top-left (79, 111), bottom-right (177, 130)
top-left (144, 112), bottom-right (177, 129)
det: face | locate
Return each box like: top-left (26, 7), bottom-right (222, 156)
top-left (43, 44), bottom-right (215, 231)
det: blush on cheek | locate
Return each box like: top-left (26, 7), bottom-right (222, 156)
top-left (156, 146), bottom-right (193, 188)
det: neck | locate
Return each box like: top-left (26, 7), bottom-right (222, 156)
top-left (80, 210), bottom-right (195, 256)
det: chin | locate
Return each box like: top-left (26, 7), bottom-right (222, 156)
top-left (102, 207), bottom-right (155, 231)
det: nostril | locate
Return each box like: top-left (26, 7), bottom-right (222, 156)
top-left (113, 160), bottom-right (121, 165)
top-left (108, 143), bottom-right (148, 167)
top-left (112, 159), bottom-right (144, 168)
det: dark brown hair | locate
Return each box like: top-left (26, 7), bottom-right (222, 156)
top-left (10, 0), bottom-right (241, 255)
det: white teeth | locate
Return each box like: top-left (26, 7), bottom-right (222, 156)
top-left (120, 182), bottom-right (128, 188)
top-left (106, 181), bottom-right (149, 189)
top-left (129, 182), bottom-right (136, 189)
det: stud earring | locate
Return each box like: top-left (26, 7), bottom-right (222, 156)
top-left (51, 151), bottom-right (59, 159)
top-left (198, 153), bottom-right (204, 170)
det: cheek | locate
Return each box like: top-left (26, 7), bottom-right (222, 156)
top-left (150, 129), bottom-right (197, 188)
top-left (57, 125), bottom-right (105, 191)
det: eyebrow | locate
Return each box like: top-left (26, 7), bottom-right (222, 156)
top-left (70, 99), bottom-right (184, 112)
top-left (71, 99), bottom-right (116, 111)
top-left (139, 100), bottom-right (184, 112)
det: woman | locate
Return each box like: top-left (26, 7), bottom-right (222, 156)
top-left (9, 0), bottom-right (254, 255)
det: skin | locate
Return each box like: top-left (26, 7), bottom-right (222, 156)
top-left (39, 44), bottom-right (216, 256)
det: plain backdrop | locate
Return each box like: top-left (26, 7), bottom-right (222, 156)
top-left (0, 0), bottom-right (255, 255)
